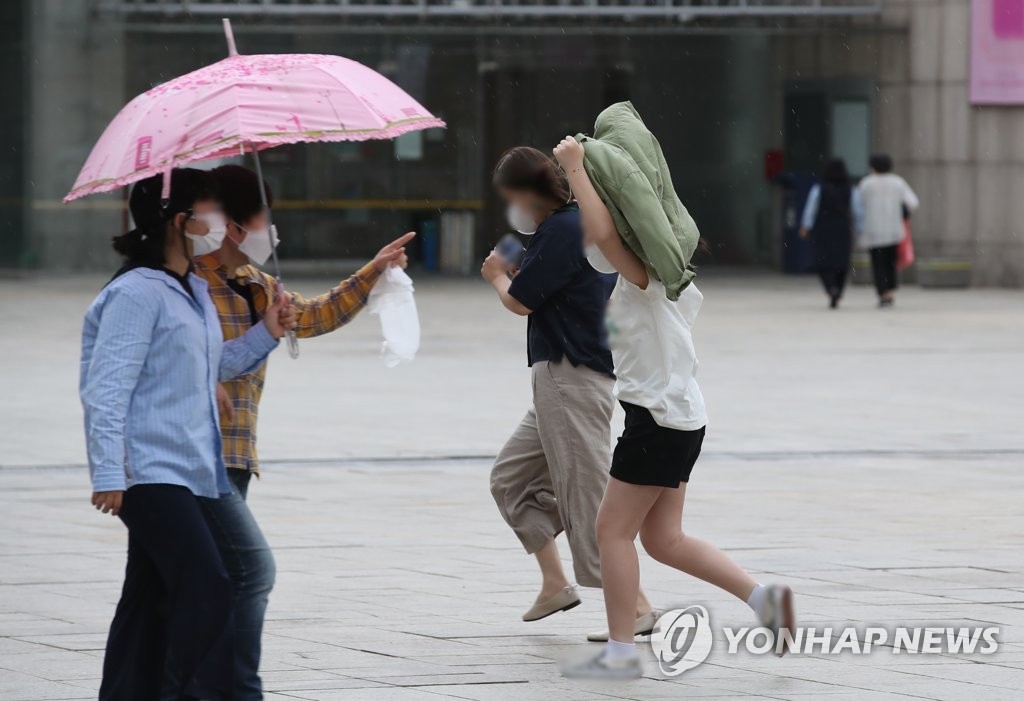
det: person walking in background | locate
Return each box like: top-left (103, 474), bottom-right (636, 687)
top-left (481, 146), bottom-right (655, 636)
top-left (858, 154), bottom-right (919, 308)
top-left (192, 164), bottom-right (414, 700)
top-left (553, 136), bottom-right (794, 679)
top-left (799, 158), bottom-right (863, 309)
top-left (80, 169), bottom-right (293, 700)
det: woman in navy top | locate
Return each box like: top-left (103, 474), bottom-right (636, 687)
top-left (798, 158), bottom-right (864, 308)
top-left (481, 147), bottom-right (653, 633)
top-left (81, 169), bottom-right (293, 700)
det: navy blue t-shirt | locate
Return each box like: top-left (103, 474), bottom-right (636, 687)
top-left (508, 205), bottom-right (616, 376)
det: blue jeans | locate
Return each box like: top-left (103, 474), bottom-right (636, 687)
top-left (198, 480), bottom-right (275, 701)
top-left (229, 468), bottom-right (253, 499)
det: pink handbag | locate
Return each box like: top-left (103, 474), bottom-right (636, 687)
top-left (897, 221), bottom-right (915, 271)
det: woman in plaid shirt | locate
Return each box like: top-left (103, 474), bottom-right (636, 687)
top-left (193, 164), bottom-right (414, 700)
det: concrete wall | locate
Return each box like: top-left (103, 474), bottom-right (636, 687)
top-left (0, 0), bottom-right (27, 267)
top-left (878, 0), bottom-right (1024, 286)
top-left (14, 2), bottom-right (1024, 284)
top-left (770, 3), bottom-right (1024, 287)
top-left (26, 0), bottom-right (125, 271)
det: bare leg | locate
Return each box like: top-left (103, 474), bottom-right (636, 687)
top-left (636, 588), bottom-right (653, 617)
top-left (595, 479), bottom-right (663, 643)
top-left (639, 484), bottom-right (758, 602)
top-left (534, 539), bottom-right (571, 602)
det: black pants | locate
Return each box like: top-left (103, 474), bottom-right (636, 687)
top-left (818, 268), bottom-right (848, 299)
top-left (100, 484), bottom-right (233, 701)
top-left (869, 244), bottom-right (899, 297)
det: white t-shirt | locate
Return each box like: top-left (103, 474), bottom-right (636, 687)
top-left (605, 276), bottom-right (707, 431)
top-left (857, 173), bottom-right (919, 248)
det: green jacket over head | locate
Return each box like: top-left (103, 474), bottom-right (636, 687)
top-left (575, 101), bottom-right (699, 300)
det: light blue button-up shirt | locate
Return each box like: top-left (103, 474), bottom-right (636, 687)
top-left (80, 267), bottom-right (279, 498)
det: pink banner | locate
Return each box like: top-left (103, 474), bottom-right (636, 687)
top-left (971, 0), bottom-right (1024, 104)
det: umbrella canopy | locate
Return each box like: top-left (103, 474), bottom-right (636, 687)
top-left (65, 52), bottom-right (445, 202)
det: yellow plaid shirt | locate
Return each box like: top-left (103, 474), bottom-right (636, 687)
top-left (194, 255), bottom-right (381, 475)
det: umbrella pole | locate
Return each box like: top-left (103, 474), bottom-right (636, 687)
top-left (251, 145), bottom-right (299, 359)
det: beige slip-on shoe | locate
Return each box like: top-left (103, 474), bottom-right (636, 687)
top-left (586, 609), bottom-right (660, 642)
top-left (522, 585), bottom-right (581, 622)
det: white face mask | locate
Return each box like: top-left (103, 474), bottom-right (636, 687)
top-left (186, 212), bottom-right (227, 256)
top-left (585, 243), bottom-right (617, 274)
top-left (236, 223), bottom-right (280, 266)
top-left (506, 204), bottom-right (537, 235)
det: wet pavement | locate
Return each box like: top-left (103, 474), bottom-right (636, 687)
top-left (2, 271), bottom-right (1023, 700)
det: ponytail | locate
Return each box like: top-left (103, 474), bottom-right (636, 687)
top-left (112, 168), bottom-right (218, 267)
top-left (111, 223), bottom-right (166, 267)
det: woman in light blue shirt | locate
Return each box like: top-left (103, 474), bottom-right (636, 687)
top-left (80, 168), bottom-right (293, 700)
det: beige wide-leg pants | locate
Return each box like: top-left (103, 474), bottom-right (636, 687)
top-left (490, 360), bottom-right (614, 588)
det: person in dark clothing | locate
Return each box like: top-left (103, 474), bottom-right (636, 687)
top-left (480, 146), bottom-right (654, 637)
top-left (799, 158), bottom-right (864, 308)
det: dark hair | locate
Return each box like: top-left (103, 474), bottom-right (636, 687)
top-left (492, 146), bottom-right (570, 205)
top-left (210, 164), bottom-right (273, 225)
top-left (112, 168), bottom-right (219, 265)
top-left (822, 158), bottom-right (849, 185)
top-left (869, 154), bottom-right (893, 174)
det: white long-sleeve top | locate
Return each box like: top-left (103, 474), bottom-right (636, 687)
top-left (857, 173), bottom-right (920, 248)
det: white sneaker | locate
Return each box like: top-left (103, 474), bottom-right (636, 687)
top-left (760, 584), bottom-right (796, 656)
top-left (586, 610), bottom-right (659, 642)
top-left (562, 651), bottom-right (642, 679)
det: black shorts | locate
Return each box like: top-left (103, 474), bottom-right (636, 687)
top-left (610, 402), bottom-right (706, 488)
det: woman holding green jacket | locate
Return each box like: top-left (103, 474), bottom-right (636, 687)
top-left (554, 133), bottom-right (796, 680)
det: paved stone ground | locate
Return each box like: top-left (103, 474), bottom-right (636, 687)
top-left (2, 272), bottom-right (1024, 700)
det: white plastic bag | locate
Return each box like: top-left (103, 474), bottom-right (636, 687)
top-left (366, 267), bottom-right (420, 367)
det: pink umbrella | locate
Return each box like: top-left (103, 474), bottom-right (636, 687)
top-left (66, 20), bottom-right (445, 357)
top-left (66, 22), bottom-right (444, 202)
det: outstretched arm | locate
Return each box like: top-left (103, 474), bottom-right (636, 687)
top-left (553, 136), bottom-right (649, 289)
top-left (286, 231), bottom-right (416, 338)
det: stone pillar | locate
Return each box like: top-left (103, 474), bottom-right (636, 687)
top-left (27, 0), bottom-right (125, 270)
top-left (0, 0), bottom-right (27, 268)
top-left (884, 0), bottom-right (1024, 286)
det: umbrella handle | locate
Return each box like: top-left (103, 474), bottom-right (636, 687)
top-left (275, 280), bottom-right (300, 359)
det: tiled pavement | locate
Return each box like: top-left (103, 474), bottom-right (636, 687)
top-left (2, 272), bottom-right (1023, 700)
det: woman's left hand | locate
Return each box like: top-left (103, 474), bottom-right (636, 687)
top-left (553, 136), bottom-right (585, 172)
top-left (481, 250), bottom-right (512, 283)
